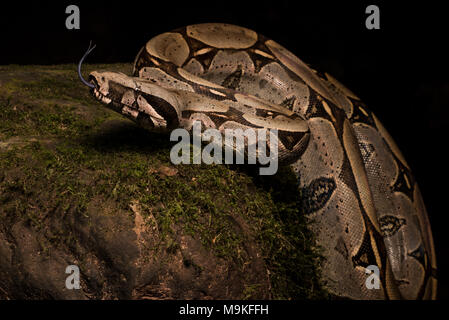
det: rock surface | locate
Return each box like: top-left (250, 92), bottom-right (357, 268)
top-left (0, 64), bottom-right (326, 299)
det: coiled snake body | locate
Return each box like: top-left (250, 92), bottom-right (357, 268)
top-left (80, 23), bottom-right (437, 299)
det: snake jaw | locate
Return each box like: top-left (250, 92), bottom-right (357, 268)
top-left (92, 86), bottom-right (112, 105)
top-left (89, 72), bottom-right (113, 105)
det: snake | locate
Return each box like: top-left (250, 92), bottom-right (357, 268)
top-left (78, 23), bottom-right (437, 299)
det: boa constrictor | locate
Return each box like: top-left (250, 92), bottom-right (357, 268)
top-left (79, 23), bottom-right (437, 299)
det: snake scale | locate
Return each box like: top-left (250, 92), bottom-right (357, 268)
top-left (79, 23), bottom-right (437, 299)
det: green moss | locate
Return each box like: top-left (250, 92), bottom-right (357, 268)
top-left (0, 63), bottom-right (329, 299)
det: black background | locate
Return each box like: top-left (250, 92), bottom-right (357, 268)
top-left (0, 0), bottom-right (448, 299)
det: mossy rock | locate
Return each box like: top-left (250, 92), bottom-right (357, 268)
top-left (0, 64), bottom-right (328, 299)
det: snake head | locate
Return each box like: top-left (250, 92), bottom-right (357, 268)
top-left (88, 71), bottom-right (181, 132)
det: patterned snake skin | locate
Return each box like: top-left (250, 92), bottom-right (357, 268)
top-left (80, 23), bottom-right (437, 299)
